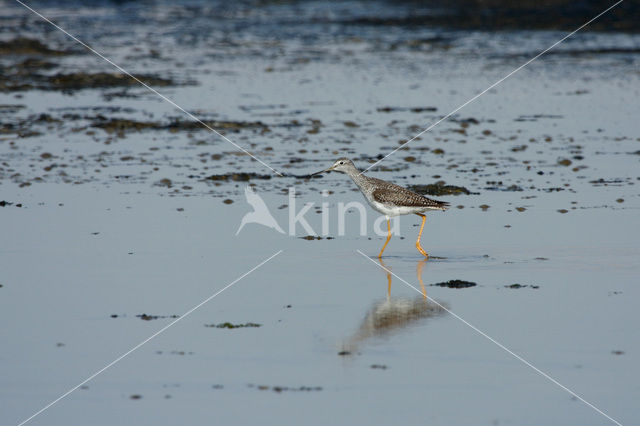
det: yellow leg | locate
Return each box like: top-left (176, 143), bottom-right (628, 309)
top-left (417, 258), bottom-right (428, 299)
top-left (379, 257), bottom-right (392, 298)
top-left (415, 214), bottom-right (429, 259)
top-left (378, 218), bottom-right (392, 258)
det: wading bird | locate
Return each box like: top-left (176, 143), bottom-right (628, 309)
top-left (312, 158), bottom-right (448, 258)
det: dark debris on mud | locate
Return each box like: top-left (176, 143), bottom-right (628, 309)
top-left (89, 116), bottom-right (272, 135)
top-left (46, 72), bottom-right (177, 92)
top-left (377, 106), bottom-right (437, 113)
top-left (370, 364), bottom-right (389, 370)
top-left (0, 37), bottom-right (186, 93)
top-left (136, 313), bottom-right (180, 321)
top-left (409, 182), bottom-right (475, 196)
top-left (0, 113), bottom-right (61, 138)
top-left (505, 283), bottom-right (540, 289)
top-left (203, 172), bottom-right (272, 182)
top-left (431, 280), bottom-right (476, 289)
top-left (248, 384), bottom-right (322, 393)
top-left (484, 181), bottom-right (524, 192)
top-left (205, 322), bottom-right (261, 329)
top-left (1, 70), bottom-right (180, 93)
top-left (0, 37), bottom-right (75, 55)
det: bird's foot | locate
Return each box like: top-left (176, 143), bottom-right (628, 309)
top-left (416, 243), bottom-right (429, 259)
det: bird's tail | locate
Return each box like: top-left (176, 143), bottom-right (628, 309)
top-left (436, 201), bottom-right (450, 211)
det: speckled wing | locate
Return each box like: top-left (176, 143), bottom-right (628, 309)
top-left (371, 181), bottom-right (449, 211)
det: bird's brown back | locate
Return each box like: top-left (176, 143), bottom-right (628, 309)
top-left (368, 177), bottom-right (449, 210)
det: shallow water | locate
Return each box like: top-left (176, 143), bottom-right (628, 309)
top-left (1, 1), bottom-right (639, 425)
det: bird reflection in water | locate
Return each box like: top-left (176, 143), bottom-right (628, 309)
top-left (342, 258), bottom-right (448, 353)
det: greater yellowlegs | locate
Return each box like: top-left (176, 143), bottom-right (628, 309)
top-left (312, 158), bottom-right (449, 258)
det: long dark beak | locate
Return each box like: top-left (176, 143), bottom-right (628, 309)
top-left (310, 167), bottom-right (332, 176)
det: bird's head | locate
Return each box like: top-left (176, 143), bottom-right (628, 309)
top-left (311, 158), bottom-right (357, 176)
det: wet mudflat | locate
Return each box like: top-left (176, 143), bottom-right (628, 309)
top-left (1, 1), bottom-right (639, 425)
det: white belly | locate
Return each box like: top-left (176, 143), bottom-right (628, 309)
top-left (369, 200), bottom-right (425, 217)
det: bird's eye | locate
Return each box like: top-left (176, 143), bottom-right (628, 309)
top-left (339, 161), bottom-right (344, 165)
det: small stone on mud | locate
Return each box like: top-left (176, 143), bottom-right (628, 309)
top-left (611, 350), bottom-right (624, 355)
top-left (557, 209), bottom-right (568, 214)
top-left (557, 158), bottom-right (572, 166)
top-left (223, 199), bottom-right (233, 204)
top-left (479, 204), bottom-right (490, 211)
top-left (516, 207), bottom-right (526, 212)
top-left (370, 364), bottom-right (388, 370)
top-left (130, 394), bottom-right (142, 400)
top-left (616, 198), bottom-right (624, 203)
top-left (338, 350), bottom-right (351, 356)
top-left (154, 178), bottom-right (172, 188)
top-left (301, 235), bottom-right (322, 240)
